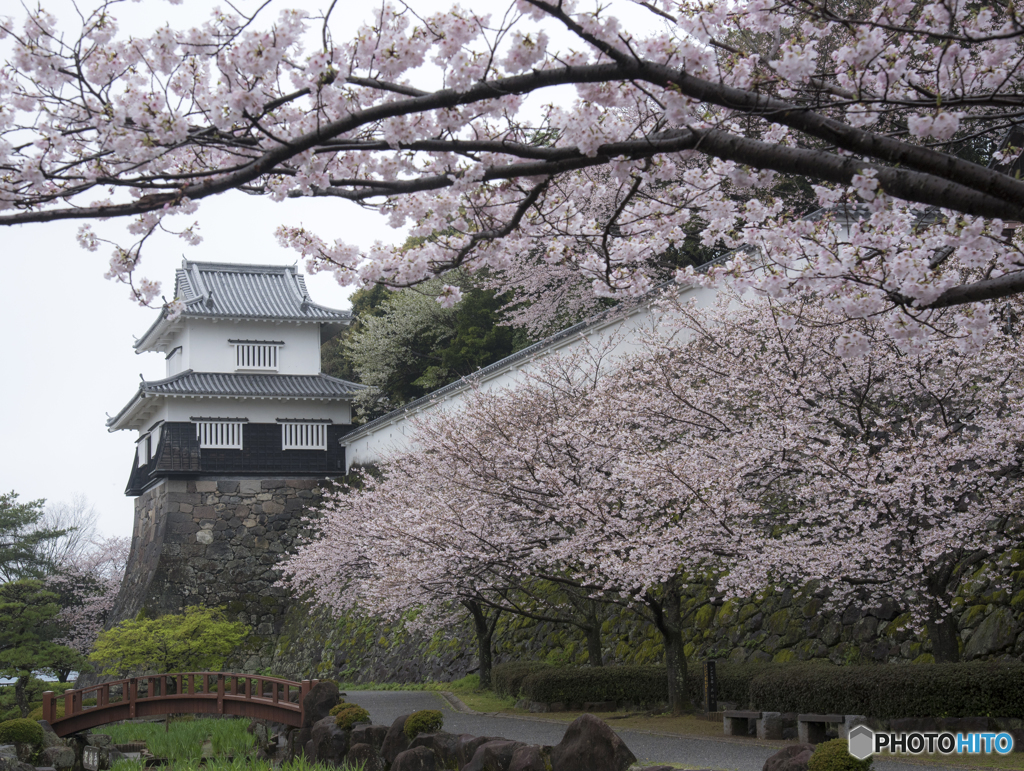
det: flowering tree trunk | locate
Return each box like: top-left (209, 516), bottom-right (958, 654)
top-left (464, 600), bottom-right (501, 690)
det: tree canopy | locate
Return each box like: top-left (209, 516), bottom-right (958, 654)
top-left (2, 0), bottom-right (1024, 346)
top-left (89, 606), bottom-right (249, 677)
top-left (0, 580), bottom-right (86, 716)
top-left (0, 491), bottom-right (68, 583)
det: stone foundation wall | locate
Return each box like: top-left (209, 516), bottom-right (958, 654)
top-left (107, 477), bottom-right (329, 676)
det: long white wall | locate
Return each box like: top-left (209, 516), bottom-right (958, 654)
top-left (342, 282), bottom-right (718, 472)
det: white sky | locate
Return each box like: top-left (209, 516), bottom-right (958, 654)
top-left (0, 0), bottom-right (658, 537)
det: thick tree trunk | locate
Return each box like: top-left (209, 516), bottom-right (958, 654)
top-left (465, 600), bottom-right (499, 690)
top-left (926, 563), bottom-right (960, 663)
top-left (585, 625), bottom-right (604, 667)
top-left (647, 588), bottom-right (693, 715)
top-left (14, 675), bottom-right (30, 718)
top-left (585, 601), bottom-right (603, 666)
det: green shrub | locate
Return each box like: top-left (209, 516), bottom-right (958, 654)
top-left (492, 662), bottom-right (554, 698)
top-left (808, 739), bottom-right (873, 771)
top-left (748, 661), bottom-right (1024, 718)
top-left (333, 707), bottom-right (370, 730)
top-left (328, 702), bottom-right (357, 717)
top-left (519, 665), bottom-right (667, 706)
top-left (403, 710), bottom-right (443, 740)
top-left (0, 718), bottom-right (45, 747)
top-left (689, 662), bottom-right (777, 707)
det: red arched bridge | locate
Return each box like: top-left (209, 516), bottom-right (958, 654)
top-left (42, 673), bottom-right (320, 737)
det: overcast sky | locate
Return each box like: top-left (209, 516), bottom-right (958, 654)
top-left (0, 0), bottom-right (657, 537)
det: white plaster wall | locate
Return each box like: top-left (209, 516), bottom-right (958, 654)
top-left (165, 319), bottom-right (323, 375)
top-left (343, 282), bottom-right (718, 471)
top-left (162, 397), bottom-right (351, 424)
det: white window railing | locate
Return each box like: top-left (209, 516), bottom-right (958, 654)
top-left (281, 422), bottom-right (327, 450)
top-left (195, 421), bottom-right (245, 449)
top-left (231, 340), bottom-right (282, 371)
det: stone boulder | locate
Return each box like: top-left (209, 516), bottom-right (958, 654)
top-left (310, 714), bottom-right (349, 764)
top-left (345, 742), bottom-right (386, 771)
top-left (40, 745), bottom-right (75, 770)
top-left (410, 731), bottom-right (460, 769)
top-left (381, 715), bottom-right (412, 765)
top-left (0, 748), bottom-right (13, 762)
top-left (549, 715), bottom-right (636, 771)
top-left (965, 607), bottom-right (1018, 659)
top-left (85, 735), bottom-right (113, 748)
top-left (457, 735), bottom-right (504, 768)
top-left (298, 681), bottom-right (341, 749)
top-left (0, 757), bottom-right (34, 771)
top-left (763, 743), bottom-right (815, 771)
top-left (37, 721), bottom-right (63, 750)
top-left (464, 739), bottom-right (526, 771)
top-left (509, 744), bottom-right (553, 771)
top-left (392, 745), bottom-right (438, 771)
top-left (351, 724), bottom-right (389, 752)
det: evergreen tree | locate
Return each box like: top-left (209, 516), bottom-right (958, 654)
top-left (0, 492), bottom-right (68, 583)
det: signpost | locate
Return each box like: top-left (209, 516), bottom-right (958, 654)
top-left (703, 660), bottom-right (718, 713)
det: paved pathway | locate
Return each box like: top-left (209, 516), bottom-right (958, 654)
top-left (343, 691), bottom-right (957, 771)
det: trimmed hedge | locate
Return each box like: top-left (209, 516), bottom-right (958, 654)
top-left (492, 662), bottom-right (554, 698)
top-left (0, 718), bottom-right (44, 747)
top-left (333, 706), bottom-right (370, 730)
top-left (808, 739), bottom-right (872, 771)
top-left (748, 662), bottom-right (1024, 718)
top-left (519, 665), bottom-right (667, 705)
top-left (404, 710), bottom-right (444, 739)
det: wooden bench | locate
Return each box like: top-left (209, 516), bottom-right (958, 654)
top-left (798, 714), bottom-right (845, 744)
top-left (723, 710), bottom-right (761, 737)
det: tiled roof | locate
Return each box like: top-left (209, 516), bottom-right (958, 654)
top-left (107, 371), bottom-right (364, 429)
top-left (142, 370), bottom-right (364, 398)
top-left (174, 261), bottom-right (351, 321)
top-left (135, 260), bottom-right (352, 351)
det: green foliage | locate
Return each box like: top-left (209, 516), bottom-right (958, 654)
top-left (2, 678), bottom-right (75, 721)
top-left (101, 718), bottom-right (254, 761)
top-left (90, 606), bottom-right (249, 676)
top-left (403, 710), bottom-right (443, 739)
top-left (519, 665), bottom-right (668, 706)
top-left (748, 661), bottom-right (1024, 718)
top-left (690, 662), bottom-right (775, 707)
top-left (492, 662), bottom-right (555, 698)
top-left (333, 706), bottom-right (371, 730)
top-left (0, 717), bottom-right (44, 747)
top-left (327, 271), bottom-right (529, 419)
top-left (0, 491), bottom-right (69, 582)
top-left (0, 580), bottom-right (87, 716)
top-left (808, 740), bottom-right (873, 771)
top-left (328, 701), bottom-right (358, 716)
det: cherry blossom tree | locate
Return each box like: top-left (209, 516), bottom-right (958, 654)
top-left (284, 285), bottom-right (1024, 709)
top-left (2, 0), bottom-right (1024, 343)
top-left (47, 535), bottom-right (131, 669)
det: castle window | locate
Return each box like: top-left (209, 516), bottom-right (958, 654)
top-left (230, 340), bottom-right (283, 371)
top-left (195, 420), bottom-right (245, 449)
top-left (281, 421), bottom-right (328, 450)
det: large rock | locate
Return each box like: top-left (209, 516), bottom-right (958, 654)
top-left (40, 745), bottom-right (75, 770)
top-left (351, 724), bottom-right (389, 752)
top-left (509, 744), bottom-right (553, 771)
top-left (410, 731), bottom-right (460, 769)
top-left (381, 715), bottom-right (412, 765)
top-left (85, 735), bottom-right (113, 748)
top-left (464, 739), bottom-right (526, 771)
top-left (298, 681), bottom-right (341, 749)
top-left (37, 721), bottom-right (62, 750)
top-left (0, 758), bottom-right (34, 771)
top-left (345, 742), bottom-right (386, 771)
top-left (965, 608), bottom-right (1019, 658)
top-left (549, 715), bottom-right (636, 771)
top-left (763, 743), bottom-right (815, 771)
top-left (457, 735), bottom-right (504, 768)
top-left (310, 714), bottom-right (349, 764)
top-left (392, 745), bottom-right (438, 771)
top-left (0, 748), bottom-right (13, 762)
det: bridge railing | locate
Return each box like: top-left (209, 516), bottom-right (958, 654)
top-left (42, 673), bottom-right (318, 731)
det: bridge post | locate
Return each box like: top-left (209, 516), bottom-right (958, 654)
top-left (217, 673), bottom-right (225, 714)
top-left (42, 692), bottom-right (55, 724)
top-left (129, 678), bottom-right (138, 720)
